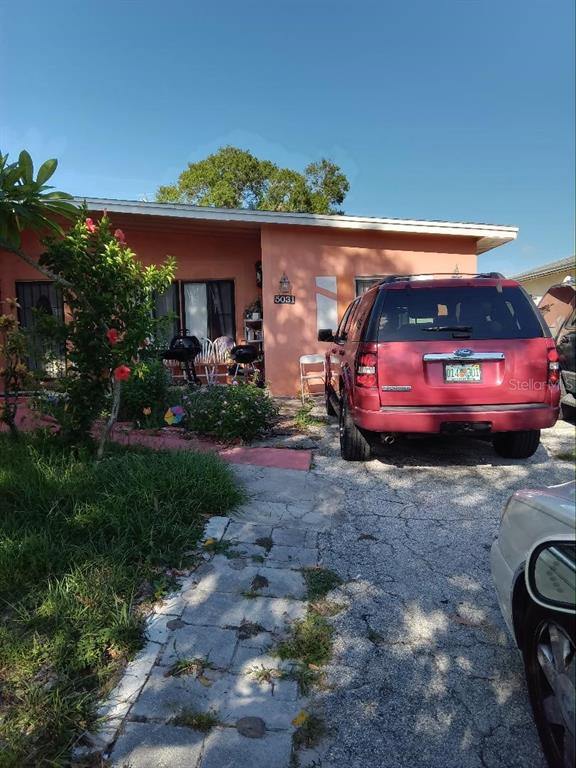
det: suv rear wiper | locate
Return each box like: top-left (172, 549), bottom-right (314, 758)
top-left (422, 325), bottom-right (472, 332)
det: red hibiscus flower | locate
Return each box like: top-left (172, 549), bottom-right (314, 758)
top-left (114, 229), bottom-right (126, 244)
top-left (113, 365), bottom-right (131, 381)
top-left (106, 328), bottom-right (120, 345)
top-left (85, 218), bottom-right (96, 233)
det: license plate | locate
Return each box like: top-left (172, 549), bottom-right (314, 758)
top-left (444, 363), bottom-right (481, 382)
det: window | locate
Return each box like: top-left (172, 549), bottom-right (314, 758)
top-left (375, 286), bottom-right (546, 341)
top-left (355, 276), bottom-right (386, 296)
top-left (154, 283), bottom-right (180, 344)
top-left (182, 281), bottom-right (235, 340)
top-left (16, 282), bottom-right (65, 376)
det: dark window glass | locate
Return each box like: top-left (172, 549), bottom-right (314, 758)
top-left (337, 299), bottom-right (360, 340)
top-left (375, 286), bottom-right (546, 341)
top-left (355, 277), bottom-right (385, 296)
top-left (350, 290), bottom-right (378, 341)
top-left (182, 281), bottom-right (236, 341)
top-left (16, 282), bottom-right (65, 376)
top-left (154, 283), bottom-right (181, 344)
top-left (336, 301), bottom-right (355, 339)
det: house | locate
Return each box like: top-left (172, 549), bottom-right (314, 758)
top-left (512, 256), bottom-right (575, 303)
top-left (1, 199), bottom-right (518, 396)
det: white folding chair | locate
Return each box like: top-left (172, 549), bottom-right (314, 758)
top-left (212, 336), bottom-right (235, 383)
top-left (213, 336), bottom-right (235, 363)
top-left (299, 354), bottom-right (326, 403)
top-left (197, 338), bottom-right (217, 384)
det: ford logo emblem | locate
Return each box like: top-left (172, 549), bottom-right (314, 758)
top-left (454, 348), bottom-right (474, 358)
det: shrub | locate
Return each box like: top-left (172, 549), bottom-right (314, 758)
top-left (183, 382), bottom-right (279, 441)
top-left (38, 213), bottom-right (175, 450)
top-left (118, 358), bottom-right (171, 426)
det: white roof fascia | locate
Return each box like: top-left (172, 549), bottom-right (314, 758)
top-left (75, 197), bottom-right (518, 254)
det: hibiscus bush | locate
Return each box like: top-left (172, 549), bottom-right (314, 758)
top-left (118, 357), bottom-right (172, 427)
top-left (38, 214), bottom-right (175, 450)
top-left (183, 381), bottom-right (279, 442)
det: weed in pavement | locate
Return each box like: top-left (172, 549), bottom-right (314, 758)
top-left (302, 567), bottom-right (343, 602)
top-left (171, 708), bottom-right (219, 732)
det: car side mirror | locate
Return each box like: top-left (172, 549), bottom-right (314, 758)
top-left (526, 540), bottom-right (576, 613)
top-left (318, 329), bottom-right (335, 343)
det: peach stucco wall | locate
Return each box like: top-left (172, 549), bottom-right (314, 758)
top-left (1, 214), bottom-right (478, 397)
top-left (260, 225), bottom-right (478, 396)
top-left (0, 216), bottom-right (262, 344)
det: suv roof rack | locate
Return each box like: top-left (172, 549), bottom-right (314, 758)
top-left (376, 272), bottom-right (506, 286)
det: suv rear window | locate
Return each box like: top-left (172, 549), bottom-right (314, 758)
top-left (373, 286), bottom-right (546, 341)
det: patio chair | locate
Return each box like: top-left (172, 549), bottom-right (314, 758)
top-left (299, 354), bottom-right (326, 403)
top-left (210, 336), bottom-right (235, 383)
top-left (213, 336), bottom-right (235, 363)
top-left (197, 338), bottom-right (217, 384)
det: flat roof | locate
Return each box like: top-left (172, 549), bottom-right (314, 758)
top-left (76, 197), bottom-right (518, 255)
top-left (512, 256), bottom-right (575, 281)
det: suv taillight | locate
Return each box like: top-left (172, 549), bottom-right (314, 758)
top-left (547, 347), bottom-right (560, 386)
top-left (356, 350), bottom-right (378, 388)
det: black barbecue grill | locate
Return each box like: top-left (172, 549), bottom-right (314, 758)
top-left (228, 344), bottom-right (259, 382)
top-left (161, 332), bottom-right (202, 384)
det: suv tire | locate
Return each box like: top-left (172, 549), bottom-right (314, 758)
top-left (339, 396), bottom-right (371, 461)
top-left (493, 429), bottom-right (540, 459)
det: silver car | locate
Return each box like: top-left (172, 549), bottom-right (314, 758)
top-left (491, 481), bottom-right (575, 768)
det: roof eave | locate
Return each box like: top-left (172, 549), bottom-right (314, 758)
top-left (74, 197), bottom-right (518, 254)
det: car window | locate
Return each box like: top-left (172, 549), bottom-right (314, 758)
top-left (375, 286), bottom-right (546, 341)
top-left (336, 301), bottom-right (355, 339)
top-left (342, 299), bottom-right (361, 339)
top-left (350, 290), bottom-right (378, 341)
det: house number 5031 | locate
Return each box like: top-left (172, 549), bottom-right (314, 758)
top-left (273, 295), bottom-right (296, 304)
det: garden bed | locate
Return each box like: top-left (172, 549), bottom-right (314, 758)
top-left (0, 432), bottom-right (243, 766)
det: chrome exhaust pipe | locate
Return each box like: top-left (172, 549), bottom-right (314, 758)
top-left (383, 434), bottom-right (396, 445)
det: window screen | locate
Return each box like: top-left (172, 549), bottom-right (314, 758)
top-left (16, 281), bottom-right (65, 376)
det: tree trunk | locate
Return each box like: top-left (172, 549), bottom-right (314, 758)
top-left (96, 379), bottom-right (122, 460)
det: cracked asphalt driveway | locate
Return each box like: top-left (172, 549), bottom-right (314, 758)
top-left (309, 417), bottom-right (575, 768)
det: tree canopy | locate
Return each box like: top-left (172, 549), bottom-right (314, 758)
top-left (156, 146), bottom-right (350, 214)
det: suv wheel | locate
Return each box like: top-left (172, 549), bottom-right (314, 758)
top-left (493, 430), bottom-right (540, 459)
top-left (339, 396), bottom-right (371, 461)
top-left (523, 603), bottom-right (575, 768)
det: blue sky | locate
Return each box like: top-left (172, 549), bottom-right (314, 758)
top-left (1, 0), bottom-right (574, 274)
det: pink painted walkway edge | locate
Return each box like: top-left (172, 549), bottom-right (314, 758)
top-left (3, 407), bottom-right (312, 472)
top-left (111, 429), bottom-right (312, 471)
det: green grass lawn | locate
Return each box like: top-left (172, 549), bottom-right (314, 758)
top-left (0, 432), bottom-right (243, 767)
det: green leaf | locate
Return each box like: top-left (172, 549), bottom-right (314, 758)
top-left (18, 150), bottom-right (33, 184)
top-left (36, 158), bottom-right (58, 186)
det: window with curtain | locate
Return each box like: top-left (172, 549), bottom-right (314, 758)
top-left (16, 281), bottom-right (65, 376)
top-left (182, 281), bottom-right (235, 340)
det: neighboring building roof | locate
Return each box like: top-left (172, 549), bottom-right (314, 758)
top-left (75, 197), bottom-right (518, 255)
top-left (512, 256), bottom-right (575, 282)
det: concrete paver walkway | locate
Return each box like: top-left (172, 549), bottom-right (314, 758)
top-left (88, 464), bottom-right (344, 767)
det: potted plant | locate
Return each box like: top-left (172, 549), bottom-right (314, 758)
top-left (245, 299), bottom-right (262, 320)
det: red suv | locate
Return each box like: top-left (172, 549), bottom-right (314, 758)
top-left (318, 274), bottom-right (560, 461)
